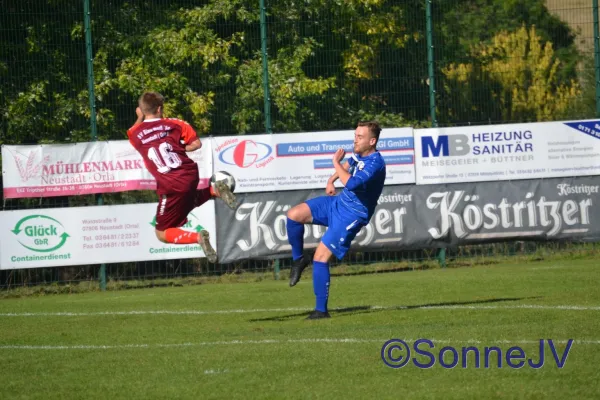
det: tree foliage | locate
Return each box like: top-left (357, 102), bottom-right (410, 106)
top-left (441, 25), bottom-right (581, 123)
top-left (0, 0), bottom-right (588, 149)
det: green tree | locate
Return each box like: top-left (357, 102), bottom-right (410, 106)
top-left (435, 0), bottom-right (580, 125)
top-left (0, 0), bottom-right (583, 147)
top-left (0, 0), bottom-right (89, 145)
top-left (441, 25), bottom-right (581, 123)
top-left (81, 0), bottom-right (428, 135)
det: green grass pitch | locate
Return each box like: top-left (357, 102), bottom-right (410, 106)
top-left (0, 258), bottom-right (598, 399)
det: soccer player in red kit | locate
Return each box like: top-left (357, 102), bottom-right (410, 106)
top-left (127, 92), bottom-right (236, 263)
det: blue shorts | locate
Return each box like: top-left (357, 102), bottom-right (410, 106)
top-left (305, 196), bottom-right (365, 260)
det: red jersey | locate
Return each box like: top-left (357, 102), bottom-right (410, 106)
top-left (127, 118), bottom-right (200, 194)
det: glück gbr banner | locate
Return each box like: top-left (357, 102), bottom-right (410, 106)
top-left (0, 201), bottom-right (216, 270)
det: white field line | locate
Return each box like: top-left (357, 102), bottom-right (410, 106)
top-left (1, 304), bottom-right (599, 317)
top-left (0, 338), bottom-right (597, 351)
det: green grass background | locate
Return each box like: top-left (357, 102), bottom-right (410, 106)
top-left (0, 259), bottom-right (598, 399)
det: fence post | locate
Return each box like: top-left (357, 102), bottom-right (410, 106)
top-left (84, 0), bottom-right (97, 139)
top-left (426, 0), bottom-right (446, 267)
top-left (83, 0), bottom-right (106, 290)
top-left (260, 0), bottom-right (279, 279)
top-left (260, 0), bottom-right (272, 134)
top-left (437, 248), bottom-right (446, 268)
top-left (425, 0), bottom-right (437, 127)
top-left (594, 0), bottom-right (600, 117)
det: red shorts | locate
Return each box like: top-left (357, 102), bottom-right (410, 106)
top-left (155, 187), bottom-right (212, 231)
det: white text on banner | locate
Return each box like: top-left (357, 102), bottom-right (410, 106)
top-left (211, 128), bottom-right (415, 193)
top-left (1, 140), bottom-right (213, 199)
top-left (414, 119), bottom-right (600, 184)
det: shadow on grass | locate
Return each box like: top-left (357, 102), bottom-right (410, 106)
top-left (248, 296), bottom-right (542, 322)
top-left (330, 265), bottom-right (434, 277)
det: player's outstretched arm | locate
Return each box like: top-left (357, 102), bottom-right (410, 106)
top-left (133, 107), bottom-right (144, 127)
top-left (332, 148), bottom-right (351, 186)
top-left (185, 138), bottom-right (202, 152)
top-left (326, 158), bottom-right (349, 195)
top-left (344, 158), bottom-right (382, 190)
top-left (127, 107), bottom-right (145, 146)
top-left (327, 161), bottom-right (349, 183)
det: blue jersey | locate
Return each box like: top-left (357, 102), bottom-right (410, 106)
top-left (337, 151), bottom-right (386, 222)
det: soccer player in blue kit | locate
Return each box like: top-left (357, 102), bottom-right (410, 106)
top-left (285, 121), bottom-right (387, 319)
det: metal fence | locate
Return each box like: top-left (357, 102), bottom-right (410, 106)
top-left (1, 0), bottom-right (599, 289)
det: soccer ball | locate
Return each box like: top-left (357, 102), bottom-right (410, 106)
top-left (210, 170), bottom-right (236, 193)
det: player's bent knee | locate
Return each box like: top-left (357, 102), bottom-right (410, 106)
top-left (286, 206), bottom-right (301, 221)
top-left (313, 242), bottom-right (333, 263)
top-left (287, 203), bottom-right (312, 224)
top-left (155, 229), bottom-right (168, 243)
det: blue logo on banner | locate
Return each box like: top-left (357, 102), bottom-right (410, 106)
top-left (277, 137), bottom-right (414, 157)
top-left (383, 155), bottom-right (414, 165)
top-left (313, 158), bottom-right (350, 169)
top-left (421, 135), bottom-right (470, 158)
top-left (312, 155), bottom-right (413, 169)
top-left (564, 121), bottom-right (600, 140)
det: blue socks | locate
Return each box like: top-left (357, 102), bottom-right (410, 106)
top-left (287, 217), bottom-right (330, 312)
top-left (286, 217), bottom-right (304, 261)
top-left (312, 261), bottom-right (330, 312)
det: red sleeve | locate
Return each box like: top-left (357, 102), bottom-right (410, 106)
top-left (169, 119), bottom-right (198, 145)
top-left (127, 125), bottom-right (139, 148)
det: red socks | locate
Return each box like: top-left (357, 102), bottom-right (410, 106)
top-left (164, 228), bottom-right (199, 244)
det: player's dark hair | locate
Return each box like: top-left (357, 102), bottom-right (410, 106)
top-left (357, 121), bottom-right (382, 142)
top-left (139, 92), bottom-right (164, 115)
